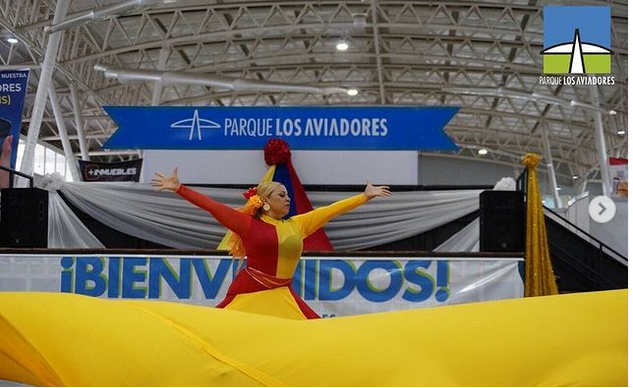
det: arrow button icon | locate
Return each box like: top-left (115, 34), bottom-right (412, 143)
top-left (589, 196), bottom-right (616, 223)
top-left (598, 203), bottom-right (607, 216)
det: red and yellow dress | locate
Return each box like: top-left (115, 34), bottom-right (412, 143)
top-left (176, 185), bottom-right (368, 320)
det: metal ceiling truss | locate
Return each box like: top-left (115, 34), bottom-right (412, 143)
top-left (0, 0), bottom-right (627, 175)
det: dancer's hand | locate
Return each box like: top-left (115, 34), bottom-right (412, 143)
top-left (0, 136), bottom-right (12, 189)
top-left (152, 168), bottom-right (181, 192)
top-left (1, 135), bottom-right (12, 156)
top-left (363, 180), bottom-right (391, 200)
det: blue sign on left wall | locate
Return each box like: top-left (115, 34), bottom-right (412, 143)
top-left (0, 70), bottom-right (29, 169)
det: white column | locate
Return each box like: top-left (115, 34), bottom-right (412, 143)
top-left (540, 124), bottom-right (562, 208)
top-left (579, 178), bottom-right (588, 195)
top-left (20, 0), bottom-right (70, 176)
top-left (589, 85), bottom-right (612, 196)
top-left (143, 46), bottom-right (169, 163)
top-left (49, 86), bottom-right (80, 181)
top-left (150, 46), bottom-right (168, 106)
top-left (371, 1), bottom-right (385, 104)
top-left (69, 84), bottom-right (90, 161)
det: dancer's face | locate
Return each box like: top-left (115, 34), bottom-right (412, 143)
top-left (264, 185), bottom-right (291, 219)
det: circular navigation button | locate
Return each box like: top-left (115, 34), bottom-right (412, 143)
top-left (589, 196), bottom-right (616, 223)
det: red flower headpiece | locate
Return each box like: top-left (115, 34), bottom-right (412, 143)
top-left (243, 187), bottom-right (258, 199)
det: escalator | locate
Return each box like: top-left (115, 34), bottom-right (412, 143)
top-left (544, 207), bottom-right (627, 292)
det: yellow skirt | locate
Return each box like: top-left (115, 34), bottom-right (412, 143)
top-left (223, 287), bottom-right (309, 320)
top-left (0, 290), bottom-right (627, 386)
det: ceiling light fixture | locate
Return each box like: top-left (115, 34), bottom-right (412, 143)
top-left (6, 37), bottom-right (18, 44)
top-left (478, 148), bottom-right (488, 155)
top-left (572, 175), bottom-right (579, 180)
top-left (352, 13), bottom-right (367, 28)
top-left (617, 129), bottom-right (626, 135)
top-left (347, 88), bottom-right (358, 96)
top-left (336, 41), bottom-right (349, 51)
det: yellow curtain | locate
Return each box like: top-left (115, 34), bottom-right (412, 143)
top-left (522, 153), bottom-right (559, 297)
top-left (0, 290), bottom-right (626, 386)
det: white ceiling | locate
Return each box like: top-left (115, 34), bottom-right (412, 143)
top-left (0, 0), bottom-right (627, 183)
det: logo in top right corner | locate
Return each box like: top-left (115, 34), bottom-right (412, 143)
top-left (540, 6), bottom-right (613, 74)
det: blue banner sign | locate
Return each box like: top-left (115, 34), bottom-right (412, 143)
top-left (103, 106), bottom-right (459, 151)
top-left (0, 70), bottom-right (29, 168)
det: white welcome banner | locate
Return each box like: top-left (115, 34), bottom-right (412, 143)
top-left (0, 254), bottom-right (523, 317)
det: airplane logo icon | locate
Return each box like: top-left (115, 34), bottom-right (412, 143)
top-left (170, 109), bottom-right (221, 141)
top-left (541, 29), bottom-right (612, 74)
top-left (541, 6), bottom-right (612, 74)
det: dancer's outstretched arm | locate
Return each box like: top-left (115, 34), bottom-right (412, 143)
top-left (292, 181), bottom-right (391, 238)
top-left (152, 168), bottom-right (251, 236)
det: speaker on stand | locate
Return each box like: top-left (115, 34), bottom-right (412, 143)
top-left (479, 190), bottom-right (525, 252)
top-left (0, 188), bottom-right (49, 248)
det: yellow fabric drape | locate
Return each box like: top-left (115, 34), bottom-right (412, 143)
top-left (217, 165), bottom-right (277, 251)
top-left (522, 153), bottom-right (559, 297)
top-left (0, 290), bottom-right (626, 386)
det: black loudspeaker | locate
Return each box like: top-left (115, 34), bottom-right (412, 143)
top-left (479, 191), bottom-right (525, 252)
top-left (0, 188), bottom-right (48, 247)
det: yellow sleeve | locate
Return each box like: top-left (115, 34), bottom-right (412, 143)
top-left (292, 194), bottom-right (368, 238)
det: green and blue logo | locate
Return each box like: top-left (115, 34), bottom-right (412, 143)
top-left (541, 6), bottom-right (612, 74)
